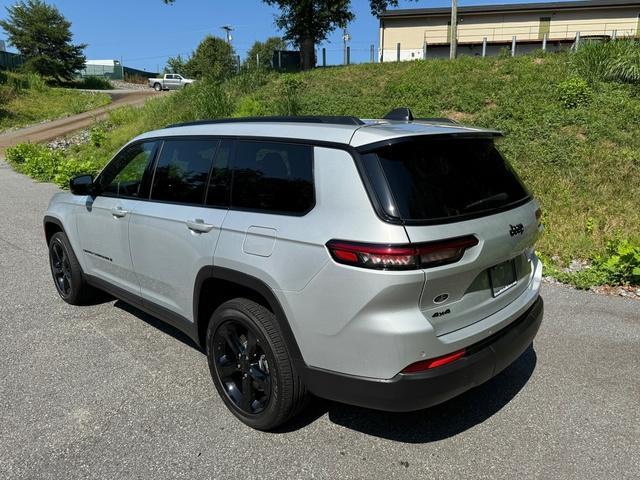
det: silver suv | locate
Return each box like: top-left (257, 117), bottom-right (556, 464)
top-left (44, 109), bottom-right (544, 430)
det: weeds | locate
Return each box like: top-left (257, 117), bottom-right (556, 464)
top-left (572, 39), bottom-right (640, 84)
top-left (557, 77), bottom-right (591, 108)
top-left (76, 76), bottom-right (113, 90)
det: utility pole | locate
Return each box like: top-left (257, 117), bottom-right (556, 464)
top-left (342, 29), bottom-right (351, 65)
top-left (450, 0), bottom-right (457, 60)
top-left (221, 25), bottom-right (234, 45)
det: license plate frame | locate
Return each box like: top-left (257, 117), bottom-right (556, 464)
top-left (489, 259), bottom-right (518, 297)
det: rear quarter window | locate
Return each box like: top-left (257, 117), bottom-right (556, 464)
top-left (231, 140), bottom-right (314, 215)
top-left (361, 138), bottom-right (530, 223)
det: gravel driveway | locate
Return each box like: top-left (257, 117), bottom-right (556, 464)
top-left (0, 158), bottom-right (638, 480)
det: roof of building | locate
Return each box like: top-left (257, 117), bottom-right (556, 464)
top-left (135, 116), bottom-right (501, 149)
top-left (85, 59), bottom-right (121, 66)
top-left (380, 0), bottom-right (640, 18)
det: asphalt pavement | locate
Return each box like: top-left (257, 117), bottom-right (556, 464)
top-left (0, 158), bottom-right (638, 480)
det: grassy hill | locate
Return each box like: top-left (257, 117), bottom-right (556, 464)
top-left (7, 51), bottom-right (640, 282)
top-left (0, 72), bottom-right (111, 132)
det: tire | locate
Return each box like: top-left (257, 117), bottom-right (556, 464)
top-left (206, 298), bottom-right (308, 430)
top-left (48, 232), bottom-right (97, 305)
top-left (153, 82), bottom-right (162, 92)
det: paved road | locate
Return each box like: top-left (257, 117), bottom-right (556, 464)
top-left (0, 90), bottom-right (158, 155)
top-left (0, 159), bottom-right (638, 480)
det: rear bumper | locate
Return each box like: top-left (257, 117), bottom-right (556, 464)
top-left (297, 296), bottom-right (543, 412)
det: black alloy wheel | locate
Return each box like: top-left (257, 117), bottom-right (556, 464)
top-left (212, 320), bottom-right (272, 415)
top-left (50, 240), bottom-right (73, 297)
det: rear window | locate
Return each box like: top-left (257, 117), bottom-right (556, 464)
top-left (362, 138), bottom-right (529, 223)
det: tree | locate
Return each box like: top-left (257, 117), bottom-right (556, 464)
top-left (182, 35), bottom-right (236, 80)
top-left (263, 0), bottom-right (352, 70)
top-left (0, 0), bottom-right (86, 80)
top-left (162, 1), bottom-right (414, 70)
top-left (244, 37), bottom-right (287, 69)
top-left (165, 54), bottom-right (187, 74)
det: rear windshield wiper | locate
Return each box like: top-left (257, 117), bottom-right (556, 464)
top-left (463, 192), bottom-right (509, 211)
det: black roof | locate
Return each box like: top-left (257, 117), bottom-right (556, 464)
top-left (380, 0), bottom-right (640, 18)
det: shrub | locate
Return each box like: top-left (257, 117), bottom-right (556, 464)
top-left (541, 238), bottom-right (640, 288)
top-left (77, 76), bottom-right (113, 90)
top-left (557, 77), bottom-right (591, 108)
top-left (7, 143), bottom-right (63, 181)
top-left (5, 143), bottom-right (97, 186)
top-left (0, 85), bottom-right (16, 107)
top-left (123, 73), bottom-right (147, 85)
top-left (593, 238), bottom-right (640, 285)
top-left (276, 74), bottom-right (304, 115)
top-left (180, 80), bottom-right (233, 120)
top-left (52, 156), bottom-right (98, 187)
top-left (606, 41), bottom-right (640, 84)
top-left (234, 97), bottom-right (264, 117)
top-left (89, 125), bottom-right (107, 147)
top-left (5, 143), bottom-right (43, 167)
top-left (573, 39), bottom-right (640, 85)
top-left (7, 74), bottom-right (26, 93)
top-left (572, 41), bottom-right (613, 84)
top-left (24, 72), bottom-right (47, 92)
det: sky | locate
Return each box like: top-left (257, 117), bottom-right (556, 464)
top-left (0, 0), bottom-right (571, 71)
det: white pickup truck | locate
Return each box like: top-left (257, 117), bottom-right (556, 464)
top-left (148, 74), bottom-right (195, 91)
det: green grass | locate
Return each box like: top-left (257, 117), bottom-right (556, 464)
top-left (21, 52), bottom-right (640, 266)
top-left (0, 72), bottom-right (111, 132)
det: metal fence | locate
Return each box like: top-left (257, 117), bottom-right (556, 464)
top-left (76, 64), bottom-right (158, 80)
top-left (0, 50), bottom-right (25, 71)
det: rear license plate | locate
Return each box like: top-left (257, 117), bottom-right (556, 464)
top-left (489, 259), bottom-right (517, 297)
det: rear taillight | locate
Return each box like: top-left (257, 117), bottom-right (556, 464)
top-left (402, 349), bottom-right (466, 373)
top-left (326, 236), bottom-right (478, 270)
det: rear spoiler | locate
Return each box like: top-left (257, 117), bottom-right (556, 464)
top-left (357, 131), bottom-right (504, 154)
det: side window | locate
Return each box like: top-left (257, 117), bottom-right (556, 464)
top-left (98, 141), bottom-right (157, 198)
top-left (150, 139), bottom-right (219, 205)
top-left (231, 141), bottom-right (314, 214)
top-left (206, 140), bottom-right (232, 207)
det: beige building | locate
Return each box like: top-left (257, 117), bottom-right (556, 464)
top-left (379, 0), bottom-right (640, 60)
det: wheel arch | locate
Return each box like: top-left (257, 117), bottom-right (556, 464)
top-left (43, 215), bottom-right (65, 245)
top-left (194, 266), bottom-right (303, 361)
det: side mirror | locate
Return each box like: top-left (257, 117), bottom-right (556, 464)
top-left (69, 175), bottom-right (95, 196)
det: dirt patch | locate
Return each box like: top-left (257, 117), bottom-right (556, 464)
top-left (442, 110), bottom-right (475, 122)
top-left (484, 99), bottom-right (498, 109)
top-left (533, 58), bottom-right (545, 65)
top-left (560, 125), bottom-right (587, 141)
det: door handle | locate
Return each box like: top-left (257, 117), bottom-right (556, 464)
top-left (111, 206), bottom-right (129, 218)
top-left (186, 219), bottom-right (215, 233)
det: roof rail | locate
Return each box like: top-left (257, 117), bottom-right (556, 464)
top-left (166, 116), bottom-right (365, 129)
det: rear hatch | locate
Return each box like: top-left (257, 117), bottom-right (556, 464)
top-left (359, 135), bottom-right (540, 335)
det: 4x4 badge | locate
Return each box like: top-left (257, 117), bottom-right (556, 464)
top-left (509, 224), bottom-right (524, 237)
